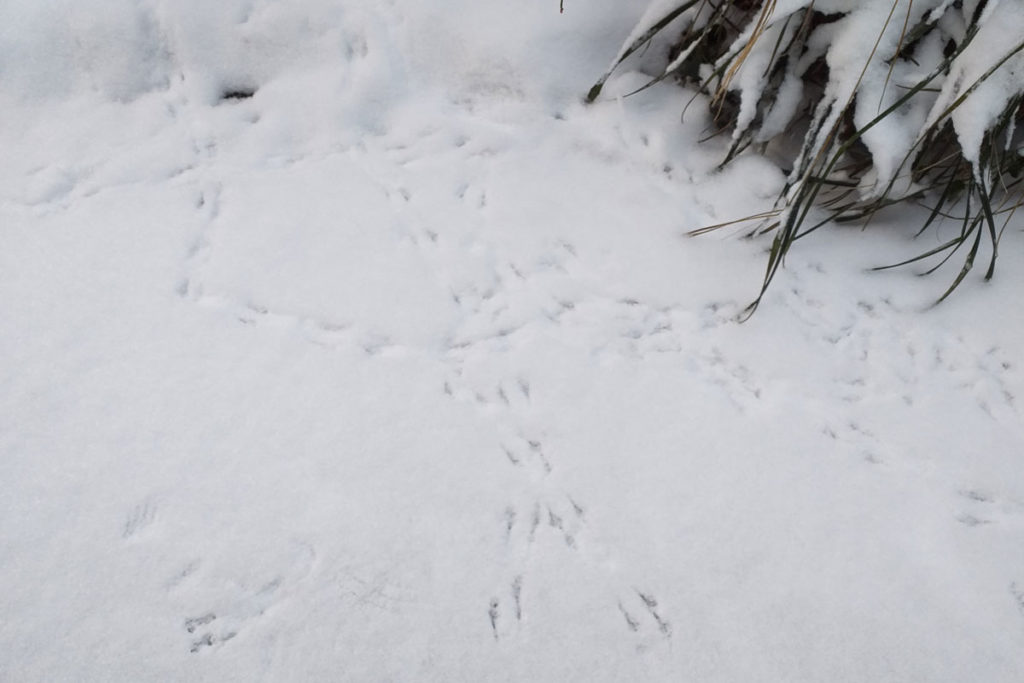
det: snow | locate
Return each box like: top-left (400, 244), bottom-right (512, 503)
top-left (2, 1), bottom-right (1024, 681)
top-left (668, 0), bottom-right (1024, 196)
top-left (935, 2), bottom-right (1024, 170)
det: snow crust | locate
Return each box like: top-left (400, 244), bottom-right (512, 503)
top-left (2, 1), bottom-right (1024, 681)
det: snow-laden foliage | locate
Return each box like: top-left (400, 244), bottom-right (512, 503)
top-left (593, 0), bottom-right (1024, 310)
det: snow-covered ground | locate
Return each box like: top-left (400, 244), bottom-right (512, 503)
top-left (3, 1), bottom-right (1024, 680)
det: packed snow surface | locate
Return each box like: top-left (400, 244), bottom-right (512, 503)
top-left (2, 1), bottom-right (1024, 681)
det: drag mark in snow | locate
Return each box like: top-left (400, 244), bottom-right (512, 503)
top-left (177, 182), bottom-right (223, 301)
top-left (123, 498), bottom-right (158, 539)
top-left (618, 602), bottom-right (640, 632)
top-left (783, 269), bottom-right (1019, 421)
top-left (166, 560), bottom-right (202, 590)
top-left (1012, 583), bottom-right (1024, 615)
top-left (172, 542), bottom-right (316, 654)
top-left (954, 488), bottom-right (1024, 529)
top-left (503, 497), bottom-right (585, 557)
top-left (511, 575), bottom-right (523, 621)
top-left (697, 346), bottom-right (762, 409)
top-left (488, 598), bottom-right (500, 640)
top-left (501, 444), bottom-right (521, 467)
top-left (488, 575), bottom-right (526, 641)
top-left (823, 420), bottom-right (885, 465)
top-left (498, 435), bottom-right (551, 475)
top-left (636, 590), bottom-right (672, 638)
top-left (502, 492), bottom-right (585, 556)
top-left (185, 613), bottom-right (215, 633)
top-left (617, 590), bottom-right (672, 645)
top-left (184, 613), bottom-right (228, 653)
top-left (182, 578), bottom-right (276, 654)
top-left (503, 506), bottom-right (517, 540)
top-left (528, 504), bottom-right (541, 545)
top-left (546, 502), bottom-right (583, 550)
top-left (957, 489), bottom-right (996, 527)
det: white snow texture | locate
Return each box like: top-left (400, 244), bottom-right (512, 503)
top-left (2, 1), bottom-right (1024, 681)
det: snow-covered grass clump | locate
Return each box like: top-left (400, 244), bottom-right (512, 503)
top-left (594, 0), bottom-right (1024, 310)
